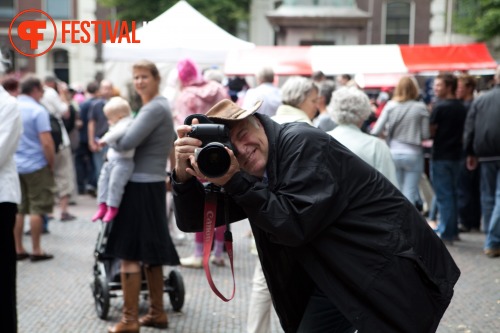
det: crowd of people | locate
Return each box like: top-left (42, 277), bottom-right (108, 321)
top-left (2, 47), bottom-right (499, 332)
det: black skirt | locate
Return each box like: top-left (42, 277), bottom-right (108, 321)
top-left (105, 181), bottom-right (180, 266)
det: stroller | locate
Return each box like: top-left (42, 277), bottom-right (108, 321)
top-left (91, 220), bottom-right (185, 320)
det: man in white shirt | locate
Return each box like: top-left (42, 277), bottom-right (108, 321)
top-left (242, 67), bottom-right (281, 117)
top-left (0, 54), bottom-right (23, 333)
top-left (41, 75), bottom-right (76, 221)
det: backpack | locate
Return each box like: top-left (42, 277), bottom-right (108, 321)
top-left (49, 113), bottom-right (63, 153)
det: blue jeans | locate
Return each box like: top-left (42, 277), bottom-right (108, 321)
top-left (297, 288), bottom-right (355, 333)
top-left (481, 161), bottom-right (500, 250)
top-left (75, 142), bottom-right (96, 192)
top-left (428, 196), bottom-right (438, 220)
top-left (392, 153), bottom-right (424, 206)
top-left (457, 158), bottom-right (481, 230)
top-left (431, 160), bottom-right (461, 240)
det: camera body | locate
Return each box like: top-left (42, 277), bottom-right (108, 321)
top-left (185, 115), bottom-right (233, 178)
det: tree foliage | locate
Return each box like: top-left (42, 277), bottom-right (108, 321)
top-left (98, 0), bottom-right (250, 36)
top-left (454, 0), bottom-right (500, 41)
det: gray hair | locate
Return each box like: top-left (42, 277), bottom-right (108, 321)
top-left (247, 115), bottom-right (260, 129)
top-left (204, 69), bottom-right (225, 84)
top-left (319, 80), bottom-right (335, 106)
top-left (330, 87), bottom-right (371, 125)
top-left (281, 76), bottom-right (318, 108)
top-left (256, 67), bottom-right (274, 84)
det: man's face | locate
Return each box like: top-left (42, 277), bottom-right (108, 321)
top-left (297, 89), bottom-right (320, 120)
top-left (100, 81), bottom-right (113, 99)
top-left (32, 85), bottom-right (44, 101)
top-left (229, 117), bottom-right (269, 178)
top-left (433, 78), bottom-right (448, 99)
top-left (456, 80), bottom-right (470, 100)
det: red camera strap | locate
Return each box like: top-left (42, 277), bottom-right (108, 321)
top-left (203, 192), bottom-right (235, 302)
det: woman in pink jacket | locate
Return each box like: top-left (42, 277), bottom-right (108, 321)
top-left (174, 58), bottom-right (230, 268)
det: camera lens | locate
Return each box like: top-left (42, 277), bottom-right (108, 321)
top-left (195, 143), bottom-right (231, 178)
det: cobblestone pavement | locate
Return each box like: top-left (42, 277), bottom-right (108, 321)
top-left (16, 194), bottom-right (499, 333)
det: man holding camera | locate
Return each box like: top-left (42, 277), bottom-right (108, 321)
top-left (172, 99), bottom-right (460, 332)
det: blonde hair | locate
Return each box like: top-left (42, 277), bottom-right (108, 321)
top-left (393, 76), bottom-right (420, 102)
top-left (104, 96), bottom-right (132, 119)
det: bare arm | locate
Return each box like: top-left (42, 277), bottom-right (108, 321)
top-left (39, 131), bottom-right (55, 171)
top-left (88, 119), bottom-right (98, 152)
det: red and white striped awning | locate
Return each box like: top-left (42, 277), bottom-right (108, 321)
top-left (224, 43), bottom-right (497, 88)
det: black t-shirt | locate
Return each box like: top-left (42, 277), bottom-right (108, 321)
top-left (430, 99), bottom-right (467, 160)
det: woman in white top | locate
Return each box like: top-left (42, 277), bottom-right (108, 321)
top-left (328, 87), bottom-right (398, 187)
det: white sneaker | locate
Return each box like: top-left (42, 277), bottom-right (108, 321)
top-left (180, 255), bottom-right (202, 268)
top-left (210, 255), bottom-right (225, 267)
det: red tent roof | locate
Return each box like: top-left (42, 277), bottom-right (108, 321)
top-left (399, 43), bottom-right (497, 72)
top-left (223, 43), bottom-right (497, 87)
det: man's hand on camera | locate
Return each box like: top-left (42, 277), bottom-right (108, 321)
top-left (174, 119), bottom-right (202, 183)
top-left (188, 146), bottom-right (240, 187)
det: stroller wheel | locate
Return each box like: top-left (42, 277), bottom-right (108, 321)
top-left (165, 269), bottom-right (185, 311)
top-left (92, 274), bottom-right (110, 319)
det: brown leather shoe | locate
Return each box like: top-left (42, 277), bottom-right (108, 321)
top-left (107, 321), bottom-right (140, 333)
top-left (108, 272), bottom-right (141, 333)
top-left (484, 248), bottom-right (500, 258)
top-left (139, 312), bottom-right (168, 328)
top-left (139, 266), bottom-right (168, 328)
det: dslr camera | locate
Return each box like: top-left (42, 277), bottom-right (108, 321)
top-left (185, 114), bottom-right (233, 178)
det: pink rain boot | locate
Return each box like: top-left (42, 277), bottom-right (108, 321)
top-left (103, 206), bottom-right (119, 223)
top-left (92, 203), bottom-right (107, 222)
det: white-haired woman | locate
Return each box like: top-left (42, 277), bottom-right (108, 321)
top-left (272, 76), bottom-right (319, 125)
top-left (328, 87), bottom-right (398, 186)
top-left (370, 76), bottom-right (430, 208)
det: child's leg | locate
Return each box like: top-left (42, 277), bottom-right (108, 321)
top-left (194, 232), bottom-right (204, 257)
top-left (92, 162), bottom-right (111, 221)
top-left (96, 162), bottom-right (110, 204)
top-left (213, 225), bottom-right (226, 258)
top-left (103, 159), bottom-right (134, 222)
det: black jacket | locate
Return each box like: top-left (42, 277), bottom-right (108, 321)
top-left (173, 115), bottom-right (460, 332)
top-left (464, 85), bottom-right (500, 160)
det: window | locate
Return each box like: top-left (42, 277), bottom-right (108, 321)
top-left (52, 49), bottom-right (69, 83)
top-left (45, 0), bottom-right (72, 19)
top-left (0, 0), bottom-right (14, 18)
top-left (385, 1), bottom-right (411, 44)
top-left (283, 0), bottom-right (355, 6)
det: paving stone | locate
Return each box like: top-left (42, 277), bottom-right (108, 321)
top-left (16, 195), bottom-right (499, 332)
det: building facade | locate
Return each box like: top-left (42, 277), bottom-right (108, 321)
top-left (250, 0), bottom-right (480, 47)
top-left (257, 0), bottom-right (432, 46)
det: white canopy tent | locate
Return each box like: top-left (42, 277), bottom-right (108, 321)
top-left (102, 0), bottom-right (254, 98)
